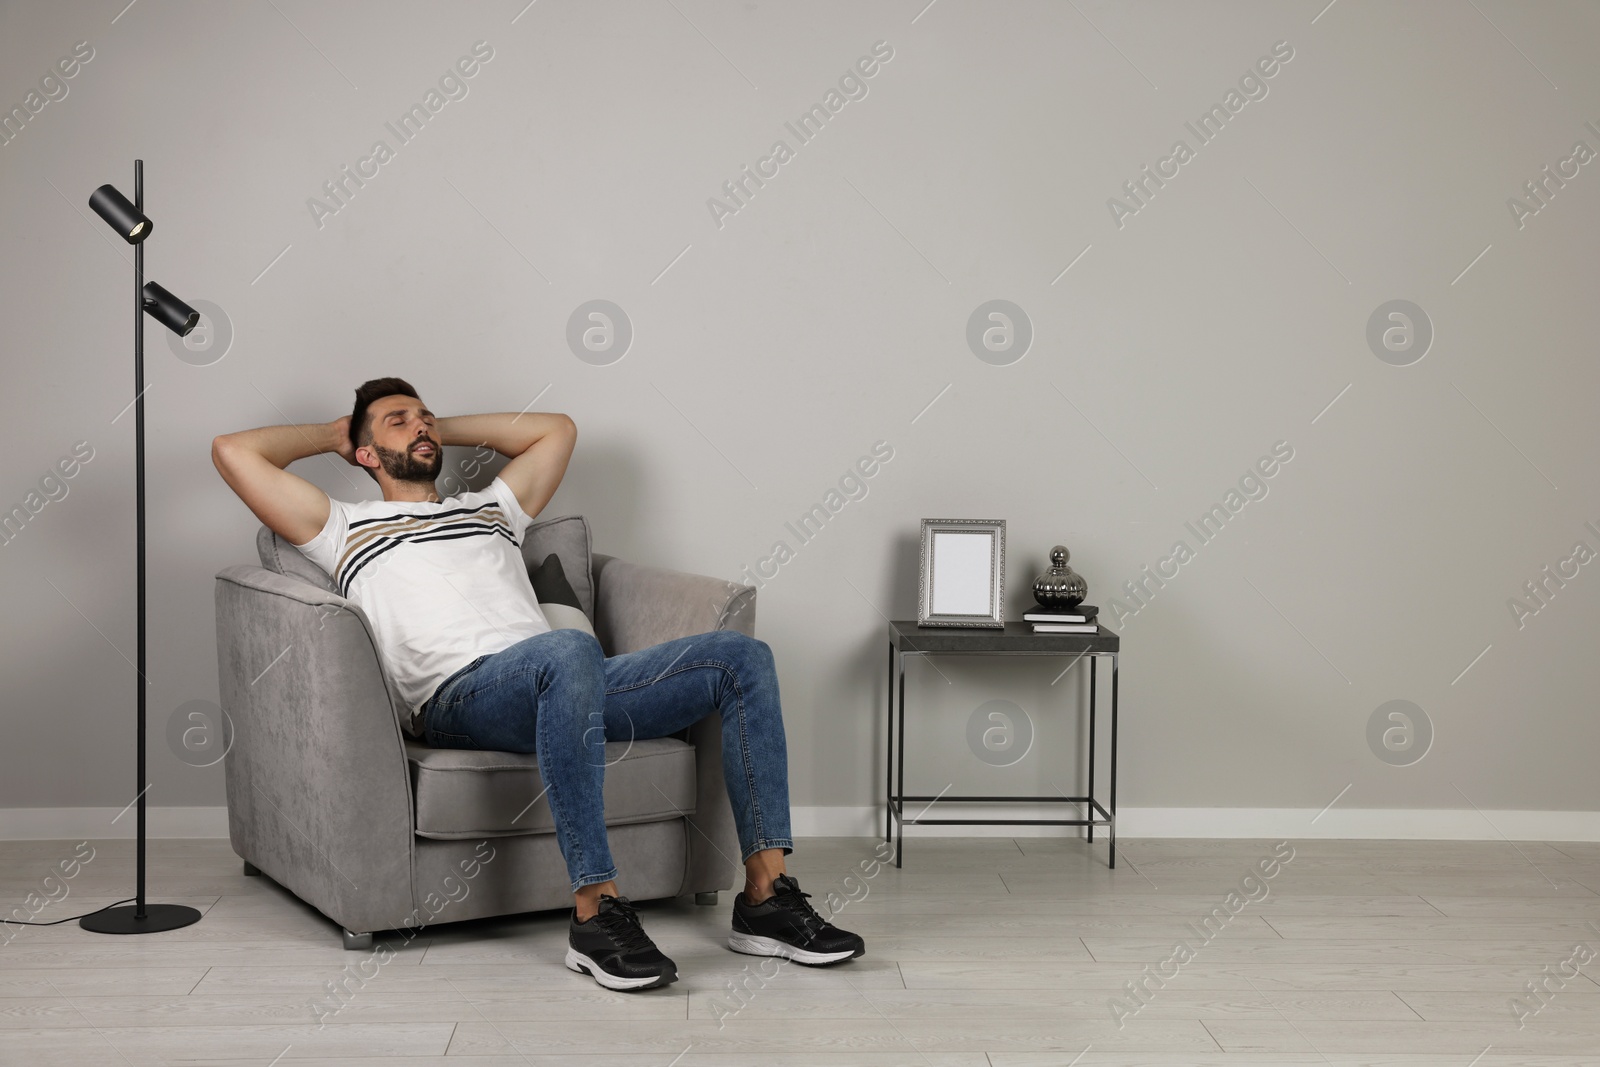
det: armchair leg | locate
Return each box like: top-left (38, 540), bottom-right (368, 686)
top-left (242, 860), bottom-right (260, 877)
top-left (695, 892), bottom-right (718, 905)
top-left (342, 929), bottom-right (374, 951)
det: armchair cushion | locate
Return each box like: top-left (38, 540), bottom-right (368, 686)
top-left (522, 515), bottom-right (595, 626)
top-left (406, 737), bottom-right (696, 840)
top-left (529, 553), bottom-right (595, 638)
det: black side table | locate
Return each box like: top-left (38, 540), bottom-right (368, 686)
top-left (886, 619), bottom-right (1121, 868)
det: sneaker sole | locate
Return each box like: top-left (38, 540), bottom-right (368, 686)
top-left (564, 947), bottom-right (676, 990)
top-left (727, 931), bottom-right (863, 966)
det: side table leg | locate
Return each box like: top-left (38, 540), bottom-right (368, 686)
top-left (896, 649), bottom-right (907, 868)
top-left (885, 640), bottom-right (894, 844)
top-left (1109, 651), bottom-right (1119, 870)
top-left (1087, 654), bottom-right (1097, 844)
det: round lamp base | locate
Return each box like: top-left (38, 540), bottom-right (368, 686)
top-left (79, 903), bottom-right (203, 935)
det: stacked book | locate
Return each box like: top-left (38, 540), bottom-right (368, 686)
top-left (1024, 603), bottom-right (1098, 634)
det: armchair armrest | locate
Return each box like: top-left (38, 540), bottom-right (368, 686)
top-left (590, 554), bottom-right (755, 895)
top-left (591, 553), bottom-right (756, 654)
top-left (214, 564), bottom-right (416, 935)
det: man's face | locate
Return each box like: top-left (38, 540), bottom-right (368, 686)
top-left (363, 395), bottom-right (442, 483)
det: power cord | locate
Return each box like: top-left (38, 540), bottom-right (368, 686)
top-left (1, 898), bottom-right (137, 927)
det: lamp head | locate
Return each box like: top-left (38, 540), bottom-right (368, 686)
top-left (141, 282), bottom-right (199, 336)
top-left (89, 184), bottom-right (153, 244)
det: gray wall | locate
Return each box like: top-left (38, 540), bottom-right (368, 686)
top-left (3, 0), bottom-right (1598, 825)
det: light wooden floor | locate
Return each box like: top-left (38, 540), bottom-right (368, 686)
top-left (5, 835), bottom-right (1600, 1065)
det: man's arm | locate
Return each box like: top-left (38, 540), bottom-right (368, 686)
top-left (437, 412), bottom-right (576, 523)
top-left (211, 418), bottom-right (351, 546)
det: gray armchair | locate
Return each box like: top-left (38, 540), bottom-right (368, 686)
top-left (213, 513), bottom-right (753, 949)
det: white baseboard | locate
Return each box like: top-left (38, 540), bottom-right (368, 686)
top-left (6, 805), bottom-right (1600, 842)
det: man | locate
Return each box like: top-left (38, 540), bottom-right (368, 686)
top-left (211, 377), bottom-right (863, 990)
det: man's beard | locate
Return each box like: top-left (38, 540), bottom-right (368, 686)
top-left (374, 440), bottom-right (443, 484)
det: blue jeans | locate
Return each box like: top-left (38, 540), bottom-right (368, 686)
top-left (420, 628), bottom-right (794, 892)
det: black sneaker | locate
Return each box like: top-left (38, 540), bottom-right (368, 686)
top-left (565, 895), bottom-right (677, 991)
top-left (728, 873), bottom-right (865, 965)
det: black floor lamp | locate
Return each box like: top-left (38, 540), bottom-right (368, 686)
top-left (80, 161), bottom-right (204, 935)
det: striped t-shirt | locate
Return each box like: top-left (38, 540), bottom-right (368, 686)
top-left (293, 475), bottom-right (550, 738)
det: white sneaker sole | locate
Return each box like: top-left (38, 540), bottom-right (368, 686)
top-left (727, 931), bottom-right (860, 966)
top-left (564, 947), bottom-right (673, 990)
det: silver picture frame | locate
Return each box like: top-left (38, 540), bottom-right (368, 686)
top-left (917, 518), bottom-right (1006, 628)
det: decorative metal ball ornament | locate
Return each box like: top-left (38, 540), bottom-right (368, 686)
top-left (1032, 545), bottom-right (1087, 607)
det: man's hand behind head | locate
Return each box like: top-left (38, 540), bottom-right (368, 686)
top-left (329, 416), bottom-right (360, 467)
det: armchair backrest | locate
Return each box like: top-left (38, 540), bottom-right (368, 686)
top-left (255, 525), bottom-right (338, 593)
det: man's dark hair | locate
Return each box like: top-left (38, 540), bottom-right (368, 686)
top-left (350, 377), bottom-right (420, 479)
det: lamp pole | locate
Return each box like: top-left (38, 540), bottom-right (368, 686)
top-left (79, 160), bottom-right (202, 935)
top-left (134, 158), bottom-right (148, 920)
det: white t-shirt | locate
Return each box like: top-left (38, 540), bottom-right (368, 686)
top-left (293, 476), bottom-right (550, 738)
